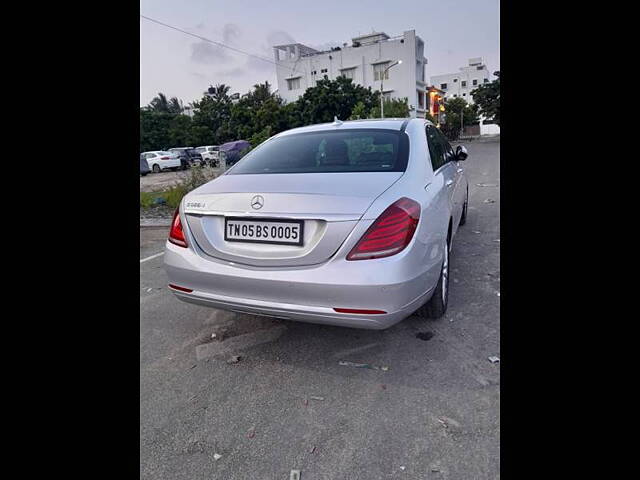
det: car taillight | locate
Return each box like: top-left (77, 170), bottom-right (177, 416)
top-left (168, 208), bottom-right (188, 247)
top-left (346, 197), bottom-right (420, 261)
top-left (160, 156), bottom-right (170, 160)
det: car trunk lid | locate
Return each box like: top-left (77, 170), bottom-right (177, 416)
top-left (183, 172), bottom-right (403, 267)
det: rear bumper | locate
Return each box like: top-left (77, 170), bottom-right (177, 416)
top-left (164, 241), bottom-right (441, 330)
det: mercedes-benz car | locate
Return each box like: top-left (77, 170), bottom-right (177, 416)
top-left (164, 118), bottom-right (469, 329)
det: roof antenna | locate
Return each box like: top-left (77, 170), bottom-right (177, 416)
top-left (333, 116), bottom-right (343, 126)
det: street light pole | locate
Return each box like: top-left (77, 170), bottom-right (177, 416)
top-left (380, 60), bottom-right (402, 119)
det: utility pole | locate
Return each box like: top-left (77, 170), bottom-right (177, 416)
top-left (380, 60), bottom-right (402, 118)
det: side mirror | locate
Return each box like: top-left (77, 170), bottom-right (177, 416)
top-left (456, 145), bottom-right (468, 161)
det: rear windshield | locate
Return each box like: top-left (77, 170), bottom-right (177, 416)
top-left (228, 129), bottom-right (408, 175)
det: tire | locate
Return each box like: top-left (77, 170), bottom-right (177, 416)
top-left (152, 164), bottom-right (161, 173)
top-left (415, 239), bottom-right (450, 319)
top-left (459, 188), bottom-right (468, 226)
top-left (171, 167), bottom-right (179, 172)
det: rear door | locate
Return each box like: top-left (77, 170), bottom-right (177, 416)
top-left (426, 125), bottom-right (456, 230)
top-left (436, 129), bottom-right (465, 227)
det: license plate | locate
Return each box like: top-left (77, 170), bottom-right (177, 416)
top-left (224, 217), bottom-right (304, 246)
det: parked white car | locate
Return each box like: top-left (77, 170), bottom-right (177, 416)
top-left (141, 151), bottom-right (181, 173)
top-left (195, 146), bottom-right (220, 167)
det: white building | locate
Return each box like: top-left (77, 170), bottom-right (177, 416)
top-left (273, 30), bottom-right (431, 118)
top-left (430, 58), bottom-right (499, 135)
top-left (430, 57), bottom-right (492, 104)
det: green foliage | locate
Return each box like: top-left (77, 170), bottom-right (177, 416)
top-left (471, 71), bottom-right (500, 126)
top-left (146, 92), bottom-right (184, 114)
top-left (440, 97), bottom-right (479, 141)
top-left (369, 97), bottom-right (410, 119)
top-left (140, 78), bottom-right (414, 153)
top-left (249, 126), bottom-right (273, 148)
top-left (349, 101), bottom-right (369, 120)
top-left (297, 76), bottom-right (379, 124)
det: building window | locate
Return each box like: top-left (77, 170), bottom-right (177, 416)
top-left (472, 79), bottom-right (478, 86)
top-left (462, 93), bottom-right (466, 96)
top-left (340, 68), bottom-right (356, 80)
top-left (287, 78), bottom-right (301, 91)
top-left (418, 91), bottom-right (424, 108)
top-left (453, 94), bottom-right (457, 97)
top-left (484, 78), bottom-right (489, 83)
top-left (477, 66), bottom-right (484, 70)
top-left (323, 74), bottom-right (328, 80)
top-left (453, 78), bottom-right (458, 83)
top-left (382, 92), bottom-right (392, 101)
top-left (374, 62), bottom-right (390, 81)
top-left (321, 68), bottom-right (328, 73)
top-left (461, 81), bottom-right (467, 87)
top-left (440, 83), bottom-right (447, 90)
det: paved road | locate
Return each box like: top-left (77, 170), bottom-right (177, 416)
top-left (140, 139), bottom-right (500, 479)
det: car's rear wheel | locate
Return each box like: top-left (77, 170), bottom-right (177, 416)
top-left (427, 241), bottom-right (450, 318)
top-left (152, 164), bottom-right (161, 173)
top-left (415, 239), bottom-right (450, 320)
top-left (459, 188), bottom-right (468, 226)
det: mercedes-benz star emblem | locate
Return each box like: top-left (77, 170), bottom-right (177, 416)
top-left (251, 195), bottom-right (264, 210)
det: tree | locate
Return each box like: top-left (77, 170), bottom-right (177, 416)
top-left (349, 101), bottom-right (369, 120)
top-left (471, 71), bottom-right (500, 126)
top-left (191, 84), bottom-right (235, 144)
top-left (147, 92), bottom-right (184, 114)
top-left (440, 97), bottom-right (479, 141)
top-left (140, 110), bottom-right (173, 152)
top-left (369, 97), bottom-right (410, 119)
top-left (297, 76), bottom-right (379, 124)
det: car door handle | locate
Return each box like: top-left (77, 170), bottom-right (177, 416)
top-left (445, 179), bottom-right (454, 187)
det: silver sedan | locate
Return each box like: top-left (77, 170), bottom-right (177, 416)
top-left (164, 118), bottom-right (469, 329)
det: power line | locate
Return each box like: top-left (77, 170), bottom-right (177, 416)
top-left (140, 14), bottom-right (298, 75)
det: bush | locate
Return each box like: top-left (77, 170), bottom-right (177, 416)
top-left (140, 165), bottom-right (218, 210)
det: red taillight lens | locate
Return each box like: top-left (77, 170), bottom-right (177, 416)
top-left (169, 284), bottom-right (193, 293)
top-left (333, 308), bottom-right (387, 315)
top-left (347, 197), bottom-right (420, 261)
top-left (160, 156), bottom-right (170, 160)
top-left (168, 208), bottom-right (188, 247)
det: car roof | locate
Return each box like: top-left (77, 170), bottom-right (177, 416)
top-left (274, 118), bottom-right (428, 138)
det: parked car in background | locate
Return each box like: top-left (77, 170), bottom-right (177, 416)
top-left (168, 147), bottom-right (205, 169)
top-left (141, 151), bottom-right (181, 173)
top-left (140, 155), bottom-right (150, 176)
top-left (164, 119), bottom-right (470, 330)
top-left (219, 140), bottom-right (251, 167)
top-left (195, 146), bottom-right (220, 167)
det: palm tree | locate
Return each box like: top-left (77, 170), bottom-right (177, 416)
top-left (207, 84), bottom-right (231, 102)
top-left (148, 92), bottom-right (169, 112)
top-left (148, 93), bottom-right (184, 114)
top-left (168, 97), bottom-right (183, 114)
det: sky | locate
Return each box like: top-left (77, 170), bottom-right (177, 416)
top-left (140, 0), bottom-right (499, 106)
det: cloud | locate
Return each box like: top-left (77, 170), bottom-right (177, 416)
top-left (220, 66), bottom-right (246, 77)
top-left (190, 41), bottom-right (231, 64)
top-left (222, 23), bottom-right (241, 44)
top-left (246, 55), bottom-right (275, 73)
top-left (267, 30), bottom-right (296, 47)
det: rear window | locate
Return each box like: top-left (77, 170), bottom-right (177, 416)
top-left (228, 129), bottom-right (408, 175)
